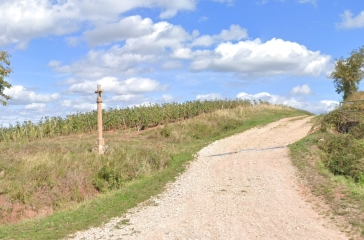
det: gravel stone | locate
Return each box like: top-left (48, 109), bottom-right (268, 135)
top-left (67, 117), bottom-right (347, 240)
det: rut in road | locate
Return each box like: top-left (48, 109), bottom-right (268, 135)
top-left (68, 116), bottom-right (347, 240)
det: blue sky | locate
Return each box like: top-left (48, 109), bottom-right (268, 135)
top-left (1, 0), bottom-right (364, 126)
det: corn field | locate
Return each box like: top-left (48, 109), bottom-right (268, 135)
top-left (0, 99), bottom-right (266, 142)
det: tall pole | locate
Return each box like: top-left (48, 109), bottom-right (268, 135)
top-left (95, 84), bottom-right (106, 154)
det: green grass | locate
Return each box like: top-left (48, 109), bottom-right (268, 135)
top-left (0, 104), bottom-right (308, 240)
top-left (290, 132), bottom-right (364, 238)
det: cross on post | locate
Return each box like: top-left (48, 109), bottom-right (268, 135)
top-left (94, 84), bottom-right (106, 154)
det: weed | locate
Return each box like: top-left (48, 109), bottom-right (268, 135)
top-left (0, 103), bottom-right (308, 239)
top-left (290, 133), bottom-right (364, 238)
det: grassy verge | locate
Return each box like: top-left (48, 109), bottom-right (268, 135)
top-left (0, 104), bottom-right (308, 239)
top-left (290, 132), bottom-right (364, 239)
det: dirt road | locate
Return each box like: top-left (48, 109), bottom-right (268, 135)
top-left (68, 116), bottom-right (346, 240)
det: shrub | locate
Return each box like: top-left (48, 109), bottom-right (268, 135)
top-left (318, 133), bottom-right (364, 182)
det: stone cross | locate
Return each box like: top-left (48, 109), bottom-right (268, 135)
top-left (94, 84), bottom-right (106, 154)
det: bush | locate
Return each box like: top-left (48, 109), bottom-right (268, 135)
top-left (318, 134), bottom-right (364, 182)
top-left (93, 166), bottom-right (125, 193)
top-left (311, 109), bottom-right (361, 133)
top-left (349, 123), bottom-right (364, 139)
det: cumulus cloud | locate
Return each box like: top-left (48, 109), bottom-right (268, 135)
top-left (60, 98), bottom-right (101, 112)
top-left (110, 94), bottom-right (147, 103)
top-left (45, 14), bottom-right (328, 81)
top-left (48, 60), bottom-right (62, 68)
top-left (0, 0), bottom-right (79, 48)
top-left (0, 0), bottom-right (197, 48)
top-left (24, 103), bottom-right (46, 111)
top-left (190, 38), bottom-right (331, 78)
top-left (84, 16), bottom-right (154, 46)
top-left (4, 85), bottom-right (60, 105)
top-left (236, 91), bottom-right (339, 114)
top-left (290, 84), bottom-right (312, 95)
top-left (336, 10), bottom-right (364, 29)
top-left (67, 76), bottom-right (167, 95)
top-left (161, 61), bottom-right (183, 70)
top-left (49, 22), bottom-right (249, 78)
top-left (71, 102), bottom-right (98, 112)
top-left (191, 24), bottom-right (248, 47)
top-left (196, 93), bottom-right (223, 100)
top-left (49, 48), bottom-right (158, 78)
top-left (50, 20), bottom-right (192, 77)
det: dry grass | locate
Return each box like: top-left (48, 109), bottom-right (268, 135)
top-left (0, 104), bottom-right (309, 239)
top-left (342, 92), bottom-right (364, 111)
top-left (0, 104), bottom-right (307, 226)
top-left (346, 92), bottom-right (364, 102)
top-left (290, 132), bottom-right (364, 239)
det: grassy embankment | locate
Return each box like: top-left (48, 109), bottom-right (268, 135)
top-left (0, 100), bottom-right (309, 239)
top-left (290, 100), bottom-right (364, 238)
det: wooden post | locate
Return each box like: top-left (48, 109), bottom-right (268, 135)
top-left (94, 85), bottom-right (106, 154)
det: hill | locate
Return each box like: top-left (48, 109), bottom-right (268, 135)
top-left (0, 100), bottom-right (309, 239)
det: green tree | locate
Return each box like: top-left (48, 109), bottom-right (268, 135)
top-left (330, 45), bottom-right (364, 100)
top-left (0, 51), bottom-right (12, 106)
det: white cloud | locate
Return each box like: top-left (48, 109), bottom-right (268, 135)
top-left (190, 38), bottom-right (331, 78)
top-left (50, 48), bottom-right (158, 78)
top-left (191, 24), bottom-right (248, 47)
top-left (290, 84), bottom-right (312, 95)
top-left (161, 61), bottom-right (183, 70)
top-left (0, 0), bottom-right (198, 48)
top-left (218, 24), bottom-right (248, 41)
top-left (84, 16), bottom-right (154, 46)
top-left (50, 20), bottom-right (192, 77)
top-left (61, 96), bottom-right (106, 112)
top-left (336, 10), bottom-right (364, 29)
top-left (24, 103), bottom-right (46, 111)
top-left (45, 16), bottom-right (327, 81)
top-left (120, 21), bottom-right (191, 55)
top-left (0, 0), bottom-right (79, 48)
top-left (68, 76), bottom-right (167, 95)
top-left (4, 85), bottom-right (60, 105)
top-left (236, 91), bottom-right (339, 114)
top-left (196, 93), bottom-right (223, 100)
top-left (172, 48), bottom-right (193, 59)
top-left (72, 102), bottom-right (98, 112)
top-left (110, 94), bottom-right (146, 103)
top-left (191, 35), bottom-right (215, 47)
top-left (48, 60), bottom-right (62, 68)
top-left (50, 22), bottom-right (250, 77)
top-left (61, 100), bottom-right (72, 107)
top-left (320, 100), bottom-right (340, 112)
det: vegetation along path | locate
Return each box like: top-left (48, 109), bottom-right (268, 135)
top-left (68, 116), bottom-right (346, 239)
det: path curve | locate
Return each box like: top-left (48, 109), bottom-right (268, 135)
top-left (68, 116), bottom-right (346, 240)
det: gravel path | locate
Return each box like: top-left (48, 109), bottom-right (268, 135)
top-left (68, 116), bottom-right (347, 240)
